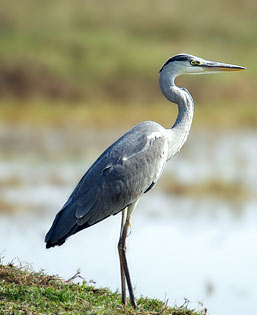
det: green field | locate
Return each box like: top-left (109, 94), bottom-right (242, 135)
top-left (0, 0), bottom-right (256, 128)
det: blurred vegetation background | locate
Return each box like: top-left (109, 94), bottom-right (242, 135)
top-left (0, 3), bottom-right (256, 312)
top-left (0, 0), bottom-right (256, 128)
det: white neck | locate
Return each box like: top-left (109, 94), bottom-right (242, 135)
top-left (159, 69), bottom-right (194, 160)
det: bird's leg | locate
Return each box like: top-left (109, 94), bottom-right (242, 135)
top-left (119, 208), bottom-right (127, 305)
top-left (118, 201), bottom-right (138, 309)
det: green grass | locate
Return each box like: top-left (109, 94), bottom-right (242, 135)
top-left (0, 0), bottom-right (256, 98)
top-left (0, 0), bottom-right (256, 128)
top-left (0, 262), bottom-right (206, 314)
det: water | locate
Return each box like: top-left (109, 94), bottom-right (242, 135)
top-left (0, 126), bottom-right (257, 315)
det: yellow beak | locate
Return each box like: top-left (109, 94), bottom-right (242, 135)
top-left (202, 61), bottom-right (246, 72)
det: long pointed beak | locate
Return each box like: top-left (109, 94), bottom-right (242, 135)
top-left (202, 61), bottom-right (246, 72)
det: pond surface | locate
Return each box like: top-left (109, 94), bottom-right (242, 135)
top-left (0, 126), bottom-right (257, 315)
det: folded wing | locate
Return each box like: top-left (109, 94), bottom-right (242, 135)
top-left (45, 121), bottom-right (168, 248)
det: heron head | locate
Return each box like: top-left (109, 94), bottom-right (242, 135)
top-left (160, 53), bottom-right (246, 77)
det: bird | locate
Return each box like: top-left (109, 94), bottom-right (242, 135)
top-left (45, 53), bottom-right (245, 308)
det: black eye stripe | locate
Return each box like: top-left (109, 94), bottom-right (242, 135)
top-left (159, 54), bottom-right (191, 72)
top-left (167, 55), bottom-right (189, 62)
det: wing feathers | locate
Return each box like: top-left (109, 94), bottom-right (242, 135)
top-left (76, 185), bottom-right (98, 217)
top-left (45, 122), bottom-right (168, 248)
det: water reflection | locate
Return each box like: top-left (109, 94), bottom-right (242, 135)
top-left (0, 127), bottom-right (256, 315)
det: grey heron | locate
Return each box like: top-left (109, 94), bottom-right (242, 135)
top-left (45, 53), bottom-right (245, 308)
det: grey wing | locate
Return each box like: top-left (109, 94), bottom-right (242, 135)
top-left (45, 122), bottom-right (168, 248)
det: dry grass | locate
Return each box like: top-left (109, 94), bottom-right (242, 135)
top-left (0, 262), bottom-right (61, 288)
top-left (161, 177), bottom-right (250, 201)
top-left (0, 199), bottom-right (16, 213)
top-left (0, 99), bottom-right (256, 129)
top-left (0, 176), bottom-right (22, 188)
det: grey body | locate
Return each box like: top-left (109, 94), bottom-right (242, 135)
top-left (45, 121), bottom-right (168, 247)
top-left (45, 53), bottom-right (245, 307)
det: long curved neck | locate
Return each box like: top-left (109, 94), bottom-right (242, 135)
top-left (159, 70), bottom-right (194, 160)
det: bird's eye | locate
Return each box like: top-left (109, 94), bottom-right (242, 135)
top-left (190, 60), bottom-right (202, 66)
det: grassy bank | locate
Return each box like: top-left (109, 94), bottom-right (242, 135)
top-left (0, 262), bottom-right (206, 315)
